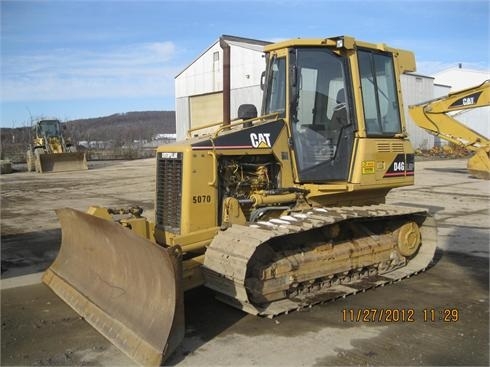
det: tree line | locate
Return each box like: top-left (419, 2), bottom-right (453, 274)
top-left (0, 111), bottom-right (176, 161)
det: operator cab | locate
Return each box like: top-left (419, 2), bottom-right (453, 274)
top-left (36, 120), bottom-right (62, 138)
top-left (262, 41), bottom-right (404, 183)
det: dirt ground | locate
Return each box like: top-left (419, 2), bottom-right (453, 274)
top-left (1, 158), bottom-right (489, 366)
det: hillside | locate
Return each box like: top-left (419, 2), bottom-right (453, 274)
top-left (0, 111), bottom-right (176, 162)
top-left (66, 111), bottom-right (175, 144)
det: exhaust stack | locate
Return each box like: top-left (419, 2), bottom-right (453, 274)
top-left (220, 36), bottom-right (231, 126)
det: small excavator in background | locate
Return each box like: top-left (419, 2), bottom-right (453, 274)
top-left (43, 36), bottom-right (437, 365)
top-left (409, 80), bottom-right (490, 180)
top-left (26, 119), bottom-right (88, 173)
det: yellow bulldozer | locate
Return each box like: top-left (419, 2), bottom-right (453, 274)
top-left (43, 36), bottom-right (437, 365)
top-left (409, 80), bottom-right (490, 179)
top-left (26, 119), bottom-right (88, 173)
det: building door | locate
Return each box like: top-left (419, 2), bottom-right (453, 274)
top-left (189, 92), bottom-right (223, 131)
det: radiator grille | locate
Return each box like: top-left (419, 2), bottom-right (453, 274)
top-left (156, 154), bottom-right (182, 234)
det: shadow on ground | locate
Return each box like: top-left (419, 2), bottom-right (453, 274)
top-left (1, 229), bottom-right (61, 278)
top-left (422, 166), bottom-right (481, 180)
top-left (166, 287), bottom-right (246, 365)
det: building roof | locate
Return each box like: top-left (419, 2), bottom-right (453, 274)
top-left (175, 34), bottom-right (271, 78)
top-left (434, 66), bottom-right (489, 77)
top-left (405, 72), bottom-right (434, 79)
top-left (433, 66), bottom-right (490, 91)
top-left (220, 34), bottom-right (271, 48)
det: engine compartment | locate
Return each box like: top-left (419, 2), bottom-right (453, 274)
top-left (218, 155), bottom-right (281, 222)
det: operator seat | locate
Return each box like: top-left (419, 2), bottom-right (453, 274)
top-left (332, 89), bottom-right (347, 126)
top-left (328, 89), bottom-right (348, 139)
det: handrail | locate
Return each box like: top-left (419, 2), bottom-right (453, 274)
top-left (186, 112), bottom-right (281, 139)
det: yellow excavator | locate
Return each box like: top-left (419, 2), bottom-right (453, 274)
top-left (26, 119), bottom-right (88, 173)
top-left (409, 80), bottom-right (490, 179)
top-left (43, 36), bottom-right (437, 365)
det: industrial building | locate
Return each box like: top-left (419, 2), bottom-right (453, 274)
top-left (175, 35), bottom-right (270, 140)
top-left (400, 73), bottom-right (449, 150)
top-left (175, 35), bottom-right (488, 148)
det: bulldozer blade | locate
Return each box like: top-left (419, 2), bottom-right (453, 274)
top-left (42, 208), bottom-right (185, 366)
top-left (37, 152), bottom-right (88, 173)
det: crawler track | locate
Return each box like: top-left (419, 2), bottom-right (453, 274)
top-left (203, 204), bottom-right (437, 316)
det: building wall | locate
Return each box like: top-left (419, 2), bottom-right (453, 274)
top-left (400, 74), bottom-right (450, 150)
top-left (229, 46), bottom-right (265, 91)
top-left (175, 42), bottom-right (223, 98)
top-left (175, 97), bottom-right (190, 140)
top-left (231, 85), bottom-right (263, 119)
top-left (175, 41), bottom-right (266, 140)
top-left (433, 83), bottom-right (451, 98)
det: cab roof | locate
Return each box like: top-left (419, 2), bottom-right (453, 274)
top-left (264, 35), bottom-right (416, 73)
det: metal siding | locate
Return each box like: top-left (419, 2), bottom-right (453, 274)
top-left (230, 46), bottom-right (266, 90)
top-left (175, 43), bottom-right (223, 98)
top-left (176, 41), bottom-right (266, 134)
top-left (230, 86), bottom-right (263, 119)
top-left (229, 46), bottom-right (265, 118)
top-left (175, 43), bottom-right (265, 98)
top-left (401, 74), bottom-right (446, 150)
top-left (175, 97), bottom-right (190, 141)
top-left (433, 84), bottom-right (450, 98)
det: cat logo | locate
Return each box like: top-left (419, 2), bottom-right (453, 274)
top-left (449, 91), bottom-right (482, 109)
top-left (250, 133), bottom-right (272, 148)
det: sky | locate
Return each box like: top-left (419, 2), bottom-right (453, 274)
top-left (1, 0), bottom-right (489, 127)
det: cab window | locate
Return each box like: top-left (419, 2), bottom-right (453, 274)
top-left (263, 57), bottom-right (286, 116)
top-left (358, 50), bottom-right (401, 135)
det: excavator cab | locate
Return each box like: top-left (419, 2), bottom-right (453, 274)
top-left (43, 36), bottom-right (437, 366)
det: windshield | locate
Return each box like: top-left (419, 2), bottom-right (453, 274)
top-left (38, 120), bottom-right (61, 137)
top-left (290, 48), bottom-right (351, 176)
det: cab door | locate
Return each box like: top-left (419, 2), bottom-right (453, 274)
top-left (289, 48), bottom-right (355, 182)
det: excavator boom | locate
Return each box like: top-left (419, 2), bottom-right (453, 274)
top-left (409, 80), bottom-right (490, 179)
